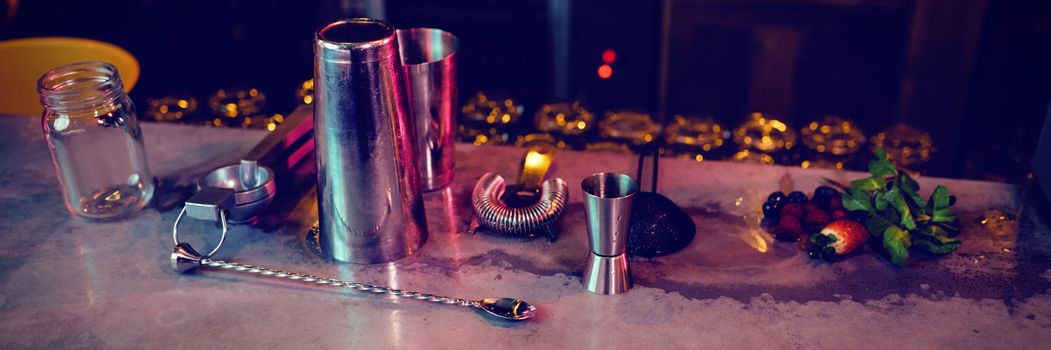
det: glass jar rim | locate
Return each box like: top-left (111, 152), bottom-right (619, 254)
top-left (38, 61), bottom-right (126, 113)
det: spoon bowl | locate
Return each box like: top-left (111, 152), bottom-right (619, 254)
top-left (478, 297), bottom-right (536, 321)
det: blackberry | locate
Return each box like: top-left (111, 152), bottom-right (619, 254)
top-left (762, 201), bottom-right (783, 218)
top-left (814, 186), bottom-right (839, 199)
top-left (787, 191), bottom-right (808, 204)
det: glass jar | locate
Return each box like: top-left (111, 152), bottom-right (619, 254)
top-left (39, 62), bottom-right (154, 220)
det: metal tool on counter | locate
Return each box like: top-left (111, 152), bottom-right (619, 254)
top-left (193, 104), bottom-right (317, 224)
top-left (314, 18), bottom-right (428, 263)
top-left (170, 189), bottom-right (535, 323)
top-left (626, 148), bottom-right (696, 258)
top-left (398, 28), bottom-right (459, 192)
top-left (581, 173), bottom-right (638, 295)
top-left (472, 146), bottom-right (569, 241)
top-left (197, 162), bottom-right (276, 223)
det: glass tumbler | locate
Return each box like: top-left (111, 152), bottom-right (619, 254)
top-left (39, 62), bottom-right (154, 220)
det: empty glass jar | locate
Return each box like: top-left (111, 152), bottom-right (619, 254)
top-left (39, 62), bottom-right (154, 220)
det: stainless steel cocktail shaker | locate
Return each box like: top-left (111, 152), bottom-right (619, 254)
top-left (313, 18), bottom-right (428, 263)
top-left (581, 173), bottom-right (638, 294)
top-left (397, 28), bottom-right (459, 192)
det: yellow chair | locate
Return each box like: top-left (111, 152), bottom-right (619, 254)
top-left (0, 37), bottom-right (139, 116)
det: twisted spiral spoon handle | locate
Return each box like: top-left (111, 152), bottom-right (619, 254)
top-left (200, 258), bottom-right (478, 307)
top-left (171, 243), bottom-right (535, 322)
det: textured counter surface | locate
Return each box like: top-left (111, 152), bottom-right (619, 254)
top-left (2, 118), bottom-right (1051, 349)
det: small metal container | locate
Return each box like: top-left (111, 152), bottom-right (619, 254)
top-left (581, 173), bottom-right (638, 295)
top-left (199, 162), bottom-right (276, 223)
top-left (397, 28), bottom-right (459, 191)
top-left (314, 18), bottom-right (428, 263)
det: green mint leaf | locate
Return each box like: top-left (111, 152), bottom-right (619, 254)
top-left (938, 221), bottom-right (961, 236)
top-left (865, 210), bottom-right (896, 238)
top-left (869, 147), bottom-right (896, 178)
top-left (883, 226), bottom-right (911, 267)
top-left (851, 176), bottom-right (886, 192)
top-left (925, 185), bottom-right (956, 224)
top-left (874, 191), bottom-right (889, 211)
top-left (899, 173), bottom-right (920, 192)
top-left (931, 185), bottom-right (950, 211)
top-left (897, 173), bottom-right (927, 215)
top-left (842, 188), bottom-right (872, 212)
top-left (920, 224), bottom-right (944, 238)
top-left (931, 208), bottom-right (957, 223)
top-left (912, 233), bottom-right (960, 255)
top-left (886, 188), bottom-right (916, 230)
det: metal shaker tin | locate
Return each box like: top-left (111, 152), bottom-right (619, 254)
top-left (313, 18), bottom-right (428, 263)
top-left (397, 28), bottom-right (459, 192)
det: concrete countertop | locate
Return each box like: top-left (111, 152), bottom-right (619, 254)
top-left (1, 117), bottom-right (1050, 349)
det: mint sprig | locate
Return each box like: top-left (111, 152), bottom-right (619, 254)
top-left (841, 147), bottom-right (962, 267)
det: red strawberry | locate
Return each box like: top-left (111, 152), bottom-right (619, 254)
top-left (828, 196), bottom-right (843, 210)
top-left (773, 216), bottom-right (804, 241)
top-left (831, 209), bottom-right (848, 220)
top-left (780, 203), bottom-right (804, 218)
top-left (803, 209), bottom-right (831, 233)
top-left (818, 220), bottom-right (869, 255)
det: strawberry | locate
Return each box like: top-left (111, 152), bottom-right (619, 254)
top-left (773, 216), bottom-right (804, 241)
top-left (803, 209), bottom-right (831, 233)
top-left (817, 220), bottom-right (869, 255)
top-left (780, 203), bottom-right (804, 218)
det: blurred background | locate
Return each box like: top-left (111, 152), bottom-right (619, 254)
top-left (1, 0), bottom-right (1049, 182)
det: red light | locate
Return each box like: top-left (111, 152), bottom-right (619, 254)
top-left (597, 64), bottom-right (613, 79)
top-left (601, 49), bottom-right (616, 64)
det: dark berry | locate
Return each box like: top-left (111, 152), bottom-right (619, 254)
top-left (803, 210), bottom-right (831, 233)
top-left (815, 186), bottom-right (839, 199)
top-left (807, 245), bottom-right (837, 260)
top-left (831, 209), bottom-right (848, 220)
top-left (787, 191), bottom-right (808, 204)
top-left (949, 195), bottom-right (957, 206)
top-left (806, 245), bottom-right (824, 259)
top-left (768, 191), bottom-right (787, 204)
top-left (828, 196), bottom-right (843, 210)
top-left (762, 201), bottom-right (783, 218)
top-left (773, 216), bottom-right (804, 241)
top-left (812, 197), bottom-right (829, 211)
top-left (812, 187), bottom-right (840, 211)
top-left (780, 203), bottom-right (804, 218)
top-left (848, 210), bottom-right (868, 223)
top-left (802, 203), bottom-right (822, 214)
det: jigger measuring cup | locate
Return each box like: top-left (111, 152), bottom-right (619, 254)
top-left (581, 173), bottom-right (639, 295)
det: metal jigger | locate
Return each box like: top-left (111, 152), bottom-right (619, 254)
top-left (581, 173), bottom-right (639, 295)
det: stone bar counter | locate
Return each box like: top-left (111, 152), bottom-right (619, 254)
top-left (1, 116), bottom-right (1050, 349)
